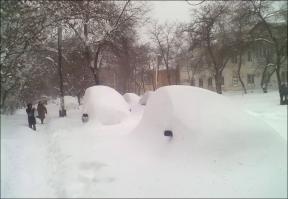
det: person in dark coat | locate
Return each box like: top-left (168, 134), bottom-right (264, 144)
top-left (37, 101), bottom-right (47, 124)
top-left (26, 103), bottom-right (36, 130)
top-left (280, 84), bottom-right (288, 105)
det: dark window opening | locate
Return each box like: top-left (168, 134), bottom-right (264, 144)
top-left (208, 77), bottom-right (213, 87)
top-left (247, 74), bottom-right (255, 84)
top-left (199, 78), bottom-right (203, 88)
top-left (248, 51), bottom-right (252, 62)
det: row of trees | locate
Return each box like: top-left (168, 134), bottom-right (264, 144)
top-left (149, 1), bottom-right (287, 95)
top-left (1, 0), bottom-right (150, 113)
top-left (1, 1), bottom-right (287, 113)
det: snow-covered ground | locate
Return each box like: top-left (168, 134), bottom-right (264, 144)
top-left (1, 87), bottom-right (287, 198)
top-left (223, 90), bottom-right (287, 141)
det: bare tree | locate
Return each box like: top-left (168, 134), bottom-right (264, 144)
top-left (189, 1), bottom-right (233, 94)
top-left (150, 21), bottom-right (183, 85)
top-left (229, 1), bottom-right (257, 94)
top-left (51, 1), bottom-right (132, 86)
top-left (250, 0), bottom-right (287, 100)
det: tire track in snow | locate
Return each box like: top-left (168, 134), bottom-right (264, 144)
top-left (45, 118), bottom-right (71, 198)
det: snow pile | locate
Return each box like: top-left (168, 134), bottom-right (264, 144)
top-left (139, 91), bottom-right (154, 105)
top-left (135, 86), bottom-right (283, 148)
top-left (1, 86), bottom-right (286, 198)
top-left (82, 86), bottom-right (130, 125)
top-left (132, 85), bottom-right (286, 196)
top-left (123, 93), bottom-right (140, 105)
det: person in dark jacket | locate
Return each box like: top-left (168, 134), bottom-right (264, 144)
top-left (280, 84), bottom-right (288, 105)
top-left (37, 101), bottom-right (47, 124)
top-left (26, 103), bottom-right (36, 130)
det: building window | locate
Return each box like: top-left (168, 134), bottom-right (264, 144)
top-left (280, 46), bottom-right (286, 57)
top-left (221, 76), bottom-right (224, 85)
top-left (199, 78), bottom-right (203, 88)
top-left (232, 75), bottom-right (238, 86)
top-left (232, 55), bottom-right (237, 64)
top-left (208, 77), bottom-right (213, 87)
top-left (191, 78), bottom-right (195, 86)
top-left (247, 74), bottom-right (255, 84)
top-left (263, 47), bottom-right (267, 57)
top-left (248, 51), bottom-right (252, 62)
top-left (281, 71), bottom-right (287, 82)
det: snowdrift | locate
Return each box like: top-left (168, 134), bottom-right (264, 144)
top-left (131, 85), bottom-right (286, 196)
top-left (139, 91), bottom-right (154, 105)
top-left (82, 86), bottom-right (130, 125)
top-left (123, 93), bottom-right (140, 105)
top-left (135, 86), bottom-right (284, 151)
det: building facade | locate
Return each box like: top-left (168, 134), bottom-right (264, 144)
top-left (179, 46), bottom-right (287, 92)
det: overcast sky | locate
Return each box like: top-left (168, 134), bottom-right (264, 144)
top-left (138, 1), bottom-right (200, 43)
top-left (150, 1), bottom-right (192, 23)
top-left (138, 1), bottom-right (286, 44)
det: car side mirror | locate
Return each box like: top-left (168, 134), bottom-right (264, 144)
top-left (164, 130), bottom-right (173, 137)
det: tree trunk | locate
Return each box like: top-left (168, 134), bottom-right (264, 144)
top-left (166, 66), bottom-right (171, 85)
top-left (152, 70), bottom-right (156, 91)
top-left (90, 67), bottom-right (100, 85)
top-left (91, 45), bottom-right (102, 85)
top-left (83, 14), bottom-right (98, 86)
top-left (261, 64), bottom-right (268, 93)
top-left (215, 70), bottom-right (222, 94)
top-left (58, 26), bottom-right (66, 116)
top-left (77, 92), bottom-right (81, 105)
top-left (237, 53), bottom-right (247, 94)
top-left (1, 90), bottom-right (8, 110)
top-left (141, 69), bottom-right (146, 93)
top-left (275, 51), bottom-right (282, 98)
top-left (175, 65), bottom-right (180, 85)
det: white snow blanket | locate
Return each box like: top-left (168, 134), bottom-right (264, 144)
top-left (1, 87), bottom-right (286, 198)
top-left (82, 86), bottom-right (130, 125)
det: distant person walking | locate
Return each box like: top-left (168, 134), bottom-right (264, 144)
top-left (37, 101), bottom-right (47, 124)
top-left (280, 84), bottom-right (288, 105)
top-left (26, 103), bottom-right (36, 130)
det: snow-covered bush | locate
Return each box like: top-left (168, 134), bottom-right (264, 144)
top-left (82, 86), bottom-right (130, 125)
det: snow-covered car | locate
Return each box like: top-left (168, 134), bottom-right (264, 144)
top-left (82, 86), bottom-right (130, 125)
top-left (131, 85), bottom-right (286, 197)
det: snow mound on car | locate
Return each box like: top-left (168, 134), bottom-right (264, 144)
top-left (131, 85), bottom-right (286, 196)
top-left (82, 86), bottom-right (130, 125)
top-left (134, 86), bottom-right (284, 152)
